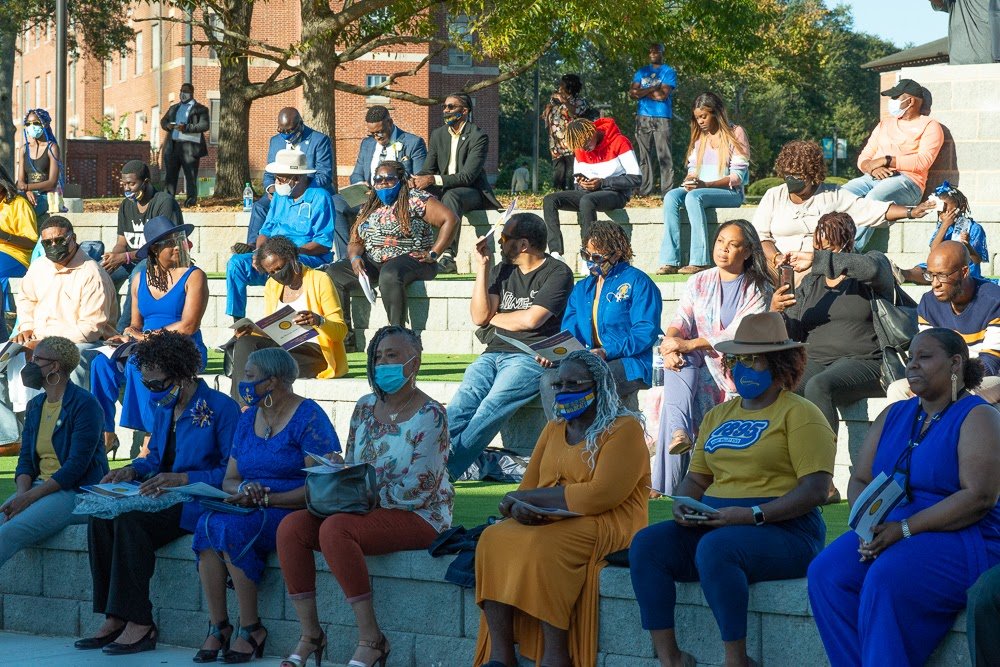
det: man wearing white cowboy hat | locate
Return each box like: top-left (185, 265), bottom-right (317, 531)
top-left (225, 148), bottom-right (335, 320)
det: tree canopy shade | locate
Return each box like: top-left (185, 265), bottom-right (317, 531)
top-left (0, 0), bottom-right (135, 172)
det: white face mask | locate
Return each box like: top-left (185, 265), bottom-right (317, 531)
top-left (887, 97), bottom-right (909, 118)
top-left (274, 182), bottom-right (293, 197)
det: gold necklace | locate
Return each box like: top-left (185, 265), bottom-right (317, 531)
top-left (384, 390), bottom-right (419, 422)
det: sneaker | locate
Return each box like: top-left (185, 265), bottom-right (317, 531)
top-left (231, 242), bottom-right (254, 255)
top-left (437, 253), bottom-right (458, 274)
top-left (550, 251), bottom-right (564, 262)
top-left (656, 265), bottom-right (679, 275)
top-left (678, 265), bottom-right (710, 275)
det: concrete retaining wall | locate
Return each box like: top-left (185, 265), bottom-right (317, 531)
top-left (0, 525), bottom-right (970, 666)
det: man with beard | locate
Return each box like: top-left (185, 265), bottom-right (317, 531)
top-left (886, 240), bottom-right (1000, 403)
top-left (445, 213), bottom-right (574, 479)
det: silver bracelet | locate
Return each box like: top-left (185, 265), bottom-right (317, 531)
top-left (237, 480), bottom-right (250, 494)
top-left (901, 518), bottom-right (912, 539)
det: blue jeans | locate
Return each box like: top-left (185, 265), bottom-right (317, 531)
top-left (629, 498), bottom-right (824, 641)
top-left (0, 482), bottom-right (86, 569)
top-left (108, 259), bottom-right (148, 332)
top-left (445, 352), bottom-right (544, 479)
top-left (225, 252), bottom-right (329, 318)
top-left (247, 193), bottom-right (352, 262)
top-left (842, 173), bottom-right (922, 250)
top-left (660, 187), bottom-right (744, 266)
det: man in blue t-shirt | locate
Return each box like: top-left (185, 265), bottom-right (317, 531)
top-left (629, 43), bottom-right (677, 197)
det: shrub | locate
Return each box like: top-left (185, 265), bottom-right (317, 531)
top-left (746, 175), bottom-right (849, 197)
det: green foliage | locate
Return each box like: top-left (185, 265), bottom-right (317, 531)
top-left (0, 0), bottom-right (134, 60)
top-left (91, 113), bottom-right (139, 141)
top-left (746, 175), bottom-right (849, 196)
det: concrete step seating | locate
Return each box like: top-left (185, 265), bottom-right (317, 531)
top-left (0, 525), bottom-right (970, 666)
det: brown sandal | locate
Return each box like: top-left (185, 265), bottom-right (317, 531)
top-left (347, 633), bottom-right (390, 667)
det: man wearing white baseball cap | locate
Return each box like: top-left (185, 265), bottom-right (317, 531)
top-left (225, 148), bottom-right (335, 320)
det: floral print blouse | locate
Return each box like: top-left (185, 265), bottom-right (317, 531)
top-left (345, 393), bottom-right (453, 532)
top-left (358, 189), bottom-right (434, 263)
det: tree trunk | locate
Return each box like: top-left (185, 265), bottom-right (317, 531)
top-left (300, 0), bottom-right (338, 191)
top-left (0, 20), bottom-right (17, 175)
top-left (212, 0), bottom-right (255, 198)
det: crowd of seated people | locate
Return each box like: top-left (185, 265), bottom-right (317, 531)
top-left (3, 79), bottom-right (1000, 667)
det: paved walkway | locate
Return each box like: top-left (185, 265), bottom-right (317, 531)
top-left (0, 632), bottom-right (348, 666)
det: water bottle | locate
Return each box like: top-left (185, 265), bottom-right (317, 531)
top-left (951, 214), bottom-right (971, 239)
top-left (652, 335), bottom-right (665, 387)
top-left (242, 182), bottom-right (254, 212)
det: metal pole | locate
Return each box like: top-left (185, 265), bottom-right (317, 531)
top-left (184, 9), bottom-right (193, 83)
top-left (832, 127), bottom-right (838, 177)
top-left (531, 65), bottom-right (539, 193)
top-left (55, 0), bottom-right (67, 154)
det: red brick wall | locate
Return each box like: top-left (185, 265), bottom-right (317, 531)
top-left (65, 139), bottom-right (152, 197)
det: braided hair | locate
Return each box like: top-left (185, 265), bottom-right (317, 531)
top-left (564, 119), bottom-right (597, 152)
top-left (365, 325), bottom-right (423, 400)
top-left (353, 160), bottom-right (413, 240)
top-left (814, 212), bottom-right (856, 254)
top-left (554, 350), bottom-right (643, 470)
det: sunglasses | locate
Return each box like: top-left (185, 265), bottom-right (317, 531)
top-left (921, 268), bottom-right (962, 284)
top-left (579, 249), bottom-right (610, 264)
top-left (24, 121), bottom-right (43, 127)
top-left (373, 175), bottom-right (399, 187)
top-left (141, 377), bottom-right (173, 393)
top-left (443, 103), bottom-right (465, 111)
top-left (722, 353), bottom-right (760, 369)
top-left (40, 236), bottom-right (70, 248)
top-left (368, 130), bottom-right (389, 139)
top-left (498, 233), bottom-right (522, 245)
top-left (549, 378), bottom-right (595, 391)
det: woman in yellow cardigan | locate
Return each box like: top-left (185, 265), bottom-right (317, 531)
top-left (229, 235), bottom-right (348, 404)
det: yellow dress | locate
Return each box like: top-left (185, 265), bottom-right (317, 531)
top-left (474, 416), bottom-right (650, 666)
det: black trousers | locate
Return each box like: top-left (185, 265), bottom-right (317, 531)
top-left (227, 337), bottom-right (328, 403)
top-left (88, 505), bottom-right (186, 625)
top-left (325, 252), bottom-right (438, 331)
top-left (541, 189), bottom-right (628, 255)
top-left (163, 141), bottom-right (201, 200)
top-left (552, 155), bottom-right (575, 191)
top-left (425, 185), bottom-right (491, 256)
top-left (794, 357), bottom-right (884, 438)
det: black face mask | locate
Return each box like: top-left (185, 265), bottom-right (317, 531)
top-left (272, 261), bottom-right (298, 286)
top-left (21, 362), bottom-right (46, 390)
top-left (43, 241), bottom-right (71, 262)
top-left (784, 176), bottom-right (809, 195)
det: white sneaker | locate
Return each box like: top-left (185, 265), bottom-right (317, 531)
top-left (550, 251), bottom-right (564, 262)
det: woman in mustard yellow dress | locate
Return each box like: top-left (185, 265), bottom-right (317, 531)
top-left (474, 351), bottom-right (650, 666)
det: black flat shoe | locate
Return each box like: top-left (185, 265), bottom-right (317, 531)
top-left (74, 624), bottom-right (125, 650)
top-left (102, 624), bottom-right (157, 655)
top-left (222, 622), bottom-right (267, 663)
top-left (194, 619), bottom-right (233, 663)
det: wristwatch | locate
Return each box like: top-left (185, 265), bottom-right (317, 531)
top-left (751, 505), bottom-right (766, 526)
top-left (428, 250), bottom-right (439, 261)
top-left (906, 206), bottom-right (915, 218)
top-left (884, 155), bottom-right (892, 167)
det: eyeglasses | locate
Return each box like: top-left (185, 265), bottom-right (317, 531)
top-left (274, 175), bottom-right (296, 184)
top-left (141, 377), bottom-right (172, 392)
top-left (32, 356), bottom-right (58, 367)
top-left (921, 267), bottom-right (962, 284)
top-left (368, 130), bottom-right (388, 139)
top-left (372, 175), bottom-right (399, 187)
top-left (40, 236), bottom-right (70, 248)
top-left (580, 249), bottom-right (611, 264)
top-left (24, 121), bottom-right (43, 127)
top-left (443, 103), bottom-right (465, 111)
top-left (722, 353), bottom-right (760, 369)
top-left (498, 233), bottom-right (522, 245)
top-left (276, 124), bottom-right (301, 134)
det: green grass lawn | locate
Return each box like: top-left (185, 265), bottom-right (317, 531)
top-left (206, 350), bottom-right (478, 383)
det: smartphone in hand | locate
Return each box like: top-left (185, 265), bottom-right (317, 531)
top-left (779, 263), bottom-right (795, 293)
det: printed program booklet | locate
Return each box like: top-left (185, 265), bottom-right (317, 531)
top-left (495, 329), bottom-right (585, 363)
top-left (849, 471), bottom-right (906, 543)
top-left (510, 498), bottom-right (581, 518)
top-left (0, 340), bottom-right (23, 373)
top-left (82, 481), bottom-right (143, 498)
top-left (231, 305), bottom-right (318, 351)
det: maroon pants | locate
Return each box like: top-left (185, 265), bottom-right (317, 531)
top-left (277, 508), bottom-right (438, 602)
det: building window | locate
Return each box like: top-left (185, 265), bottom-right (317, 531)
top-left (45, 72), bottom-right (52, 107)
top-left (120, 52), bottom-right (128, 81)
top-left (207, 13), bottom-right (223, 60)
top-left (152, 23), bottom-right (161, 69)
top-left (151, 105), bottom-right (160, 149)
top-left (34, 26), bottom-right (40, 48)
top-left (448, 15), bottom-right (474, 68)
top-left (104, 60), bottom-right (112, 88)
top-left (135, 111), bottom-right (146, 140)
top-left (135, 32), bottom-right (144, 76)
top-left (209, 99), bottom-right (221, 144)
top-left (68, 61), bottom-right (76, 104)
top-left (14, 83), bottom-right (21, 118)
top-left (24, 81), bottom-right (30, 110)
top-left (34, 78), bottom-right (41, 110)
top-left (366, 74), bottom-right (390, 104)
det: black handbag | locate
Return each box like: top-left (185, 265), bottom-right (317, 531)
top-left (305, 463), bottom-right (378, 517)
top-left (869, 275), bottom-right (918, 390)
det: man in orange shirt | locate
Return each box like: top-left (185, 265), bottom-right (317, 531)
top-left (844, 78), bottom-right (944, 251)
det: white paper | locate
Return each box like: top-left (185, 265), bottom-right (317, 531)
top-left (93, 345), bottom-right (117, 359)
top-left (358, 271), bottom-right (377, 305)
top-left (849, 471), bottom-right (906, 543)
top-left (511, 498), bottom-right (581, 518)
top-left (168, 482), bottom-right (231, 500)
top-left (669, 496), bottom-right (721, 515)
top-left (481, 198), bottom-right (517, 243)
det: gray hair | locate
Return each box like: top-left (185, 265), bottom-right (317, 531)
top-left (36, 336), bottom-right (80, 374)
top-left (554, 350), bottom-right (643, 469)
top-left (247, 347), bottom-right (298, 387)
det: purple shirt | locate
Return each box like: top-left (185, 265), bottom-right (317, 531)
top-left (719, 273), bottom-right (746, 329)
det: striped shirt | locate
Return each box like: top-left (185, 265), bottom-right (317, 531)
top-left (917, 278), bottom-right (1000, 375)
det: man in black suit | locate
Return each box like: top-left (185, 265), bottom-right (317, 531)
top-left (159, 82), bottom-right (210, 207)
top-left (410, 92), bottom-right (501, 273)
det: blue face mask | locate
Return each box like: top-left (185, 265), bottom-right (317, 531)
top-left (279, 126), bottom-right (302, 143)
top-left (26, 125), bottom-right (45, 139)
top-left (124, 190), bottom-right (138, 200)
top-left (239, 379), bottom-right (271, 406)
top-left (375, 181), bottom-right (403, 206)
top-left (554, 388), bottom-right (596, 421)
top-left (374, 356), bottom-right (415, 394)
top-left (586, 260), bottom-right (612, 277)
top-left (732, 363), bottom-right (773, 400)
top-left (149, 384), bottom-right (181, 408)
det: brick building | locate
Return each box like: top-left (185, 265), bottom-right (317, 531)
top-left (11, 1), bottom-right (500, 192)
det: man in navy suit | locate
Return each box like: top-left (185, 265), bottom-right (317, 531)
top-left (244, 108), bottom-right (349, 260)
top-left (349, 105), bottom-right (427, 186)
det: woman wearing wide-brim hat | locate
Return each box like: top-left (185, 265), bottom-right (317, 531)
top-left (89, 216), bottom-right (208, 456)
top-left (628, 312), bottom-right (836, 667)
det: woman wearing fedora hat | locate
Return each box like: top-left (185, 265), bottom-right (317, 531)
top-left (629, 312), bottom-right (835, 667)
top-left (89, 216), bottom-right (208, 455)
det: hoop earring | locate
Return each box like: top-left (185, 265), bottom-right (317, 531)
top-left (45, 371), bottom-right (60, 386)
top-left (264, 393), bottom-right (274, 408)
top-left (951, 373), bottom-right (958, 402)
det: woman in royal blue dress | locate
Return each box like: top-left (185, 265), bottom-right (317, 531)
top-left (191, 347), bottom-right (340, 664)
top-left (89, 216), bottom-right (208, 455)
top-left (808, 327), bottom-right (1000, 666)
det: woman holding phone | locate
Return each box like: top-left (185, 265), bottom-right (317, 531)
top-left (629, 312), bottom-right (834, 667)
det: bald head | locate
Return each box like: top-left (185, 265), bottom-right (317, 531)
top-left (927, 240), bottom-right (971, 274)
top-left (927, 240), bottom-right (972, 305)
top-left (277, 108), bottom-right (303, 136)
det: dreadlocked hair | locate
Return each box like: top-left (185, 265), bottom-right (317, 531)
top-left (583, 221), bottom-right (634, 262)
top-left (0, 164), bottom-right (19, 203)
top-left (554, 350), bottom-right (644, 470)
top-left (941, 188), bottom-right (971, 217)
top-left (365, 325), bottom-right (423, 401)
top-left (146, 246), bottom-right (171, 292)
top-left (814, 212), bottom-right (856, 253)
top-left (564, 119), bottom-right (597, 152)
top-left (353, 161), bottom-right (413, 241)
top-left (133, 330), bottom-right (201, 383)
